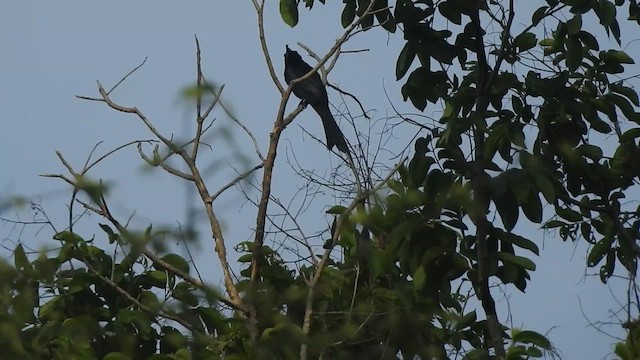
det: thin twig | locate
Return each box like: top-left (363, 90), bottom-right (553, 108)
top-left (107, 57), bottom-right (148, 95)
top-left (211, 163), bottom-right (264, 202)
top-left (192, 36), bottom-right (205, 160)
top-left (327, 83), bottom-right (370, 120)
top-left (251, 0), bottom-right (284, 93)
top-left (84, 140), bottom-right (157, 173)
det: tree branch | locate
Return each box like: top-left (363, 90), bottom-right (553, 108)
top-left (248, 0), bottom-right (378, 343)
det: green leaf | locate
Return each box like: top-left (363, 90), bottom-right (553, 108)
top-left (280, 0), bottom-right (299, 27)
top-left (341, 0), bottom-right (357, 28)
top-left (532, 6), bottom-right (548, 26)
top-left (505, 169), bottom-right (530, 203)
top-left (494, 187), bottom-right (519, 232)
top-left (521, 190), bottom-right (543, 224)
top-left (438, 1), bottom-right (461, 25)
top-left (621, 128), bottom-right (640, 142)
top-left (454, 310), bottom-right (477, 330)
top-left (514, 32), bottom-right (537, 52)
top-left (99, 223), bottom-right (115, 236)
top-left (566, 14), bottom-right (582, 34)
top-left (512, 330), bottom-right (552, 349)
top-left (396, 41), bottom-right (417, 80)
top-left (555, 206), bottom-right (583, 222)
top-left (509, 233), bottom-right (540, 256)
top-left (139, 290), bottom-right (160, 310)
top-left (532, 172), bottom-right (556, 203)
top-left (585, 110), bottom-right (612, 133)
top-left (600, 249), bottom-right (616, 283)
top-left (615, 342), bottom-right (633, 360)
top-left (38, 297), bottom-right (59, 320)
top-left (498, 252), bottom-right (536, 271)
top-left (173, 282), bottom-right (198, 307)
top-left (54, 231), bottom-right (84, 244)
top-left (326, 205), bottom-right (347, 215)
top-left (588, 237), bottom-right (611, 267)
top-left (566, 34), bottom-right (583, 71)
top-left (238, 254), bottom-right (253, 263)
top-left (610, 83), bottom-right (640, 106)
top-left (99, 223), bottom-right (120, 243)
top-left (374, 2), bottom-right (396, 33)
top-left (526, 346), bottom-right (543, 357)
top-left (368, 248), bottom-right (388, 279)
top-left (608, 93), bottom-right (640, 123)
top-left (598, 0), bottom-right (617, 24)
top-left (464, 348), bottom-right (490, 360)
top-left (600, 50), bottom-right (634, 64)
top-left (175, 348), bottom-right (192, 360)
top-left (149, 270), bottom-right (168, 288)
top-left (160, 253), bottom-right (190, 274)
top-left (413, 265), bottom-right (426, 291)
top-left (402, 68), bottom-right (429, 111)
top-left (359, 0), bottom-right (374, 30)
top-left (512, 95), bottom-right (524, 115)
top-left (577, 30), bottom-right (599, 50)
top-left (577, 144), bottom-right (603, 161)
top-left (580, 222), bottom-right (592, 240)
top-left (103, 353), bottom-right (130, 360)
top-left (506, 345), bottom-right (529, 358)
top-left (14, 244), bottom-right (30, 274)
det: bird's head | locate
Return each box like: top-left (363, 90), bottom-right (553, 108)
top-left (284, 45), bottom-right (302, 64)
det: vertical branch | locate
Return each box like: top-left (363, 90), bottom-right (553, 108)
top-left (252, 0), bottom-right (284, 93)
top-left (192, 36), bottom-right (204, 161)
top-left (248, 0), bottom-right (379, 344)
top-left (468, 0), bottom-right (515, 357)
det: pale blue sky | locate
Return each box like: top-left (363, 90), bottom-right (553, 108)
top-left (1, 1), bottom-right (632, 359)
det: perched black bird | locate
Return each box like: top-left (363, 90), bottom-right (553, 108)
top-left (284, 45), bottom-right (349, 153)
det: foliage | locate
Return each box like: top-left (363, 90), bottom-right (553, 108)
top-left (290, 0), bottom-right (640, 357)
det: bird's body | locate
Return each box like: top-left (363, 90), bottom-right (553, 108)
top-left (284, 46), bottom-right (349, 153)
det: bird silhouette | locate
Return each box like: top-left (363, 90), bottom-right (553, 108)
top-left (284, 45), bottom-right (349, 153)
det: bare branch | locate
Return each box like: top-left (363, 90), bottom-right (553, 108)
top-left (192, 36), bottom-right (205, 160)
top-left (75, 72), bottom-right (245, 313)
top-left (107, 57), bottom-right (148, 95)
top-left (218, 98), bottom-right (265, 162)
top-left (211, 163), bottom-right (264, 202)
top-left (252, 0), bottom-right (284, 93)
top-left (327, 83), bottom-right (370, 120)
top-left (84, 140), bottom-right (157, 174)
top-left (137, 143), bottom-right (195, 180)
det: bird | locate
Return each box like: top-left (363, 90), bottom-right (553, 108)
top-left (283, 45), bottom-right (349, 153)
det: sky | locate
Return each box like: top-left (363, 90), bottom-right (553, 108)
top-left (0, 1), bottom-right (633, 359)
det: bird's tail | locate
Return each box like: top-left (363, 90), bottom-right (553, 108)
top-left (314, 104), bottom-right (349, 154)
